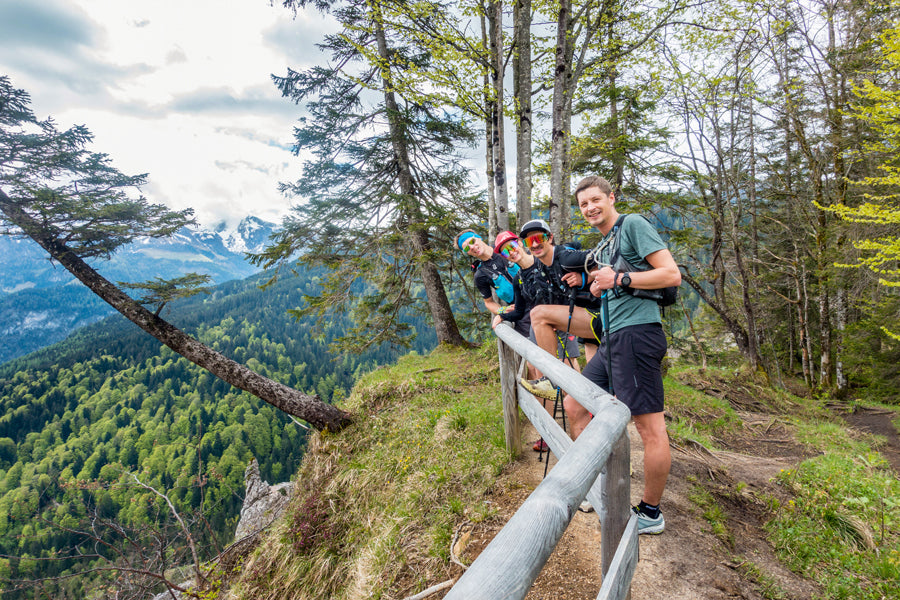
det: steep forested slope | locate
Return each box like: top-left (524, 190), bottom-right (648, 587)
top-left (0, 268), bottom-right (437, 597)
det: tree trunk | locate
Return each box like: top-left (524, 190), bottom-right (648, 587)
top-left (372, 10), bottom-right (468, 347)
top-left (835, 284), bottom-right (847, 393)
top-left (513, 0), bottom-right (533, 227)
top-left (481, 9), bottom-right (499, 238)
top-left (489, 0), bottom-right (509, 232)
top-left (0, 190), bottom-right (353, 431)
top-left (547, 0), bottom-right (572, 239)
top-left (682, 272), bottom-right (752, 358)
top-left (608, 69), bottom-right (624, 193)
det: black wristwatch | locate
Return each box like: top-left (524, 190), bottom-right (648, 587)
top-left (621, 273), bottom-right (632, 288)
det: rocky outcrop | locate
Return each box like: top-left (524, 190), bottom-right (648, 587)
top-left (151, 458), bottom-right (293, 600)
top-left (233, 458), bottom-right (294, 541)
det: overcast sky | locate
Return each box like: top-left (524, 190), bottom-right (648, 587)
top-left (0, 0), bottom-right (340, 230)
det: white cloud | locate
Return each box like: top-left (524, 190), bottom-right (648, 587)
top-left (0, 0), bottom-right (333, 229)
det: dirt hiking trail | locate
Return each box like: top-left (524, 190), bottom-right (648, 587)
top-left (448, 382), bottom-right (876, 599)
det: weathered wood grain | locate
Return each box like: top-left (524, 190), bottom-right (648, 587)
top-left (596, 515), bottom-right (639, 600)
top-left (445, 324), bottom-right (631, 600)
top-left (498, 336), bottom-right (522, 457)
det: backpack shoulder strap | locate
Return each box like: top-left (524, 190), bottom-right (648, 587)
top-left (609, 214), bottom-right (628, 261)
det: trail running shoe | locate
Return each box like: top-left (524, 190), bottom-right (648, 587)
top-left (579, 501), bottom-right (594, 513)
top-left (520, 376), bottom-right (557, 400)
top-left (632, 505), bottom-right (665, 535)
top-left (532, 439), bottom-right (549, 452)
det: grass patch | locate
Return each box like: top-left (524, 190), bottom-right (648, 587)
top-left (687, 484), bottom-right (733, 547)
top-left (735, 559), bottom-right (788, 600)
top-left (228, 343), bottom-right (509, 600)
top-left (663, 374), bottom-right (742, 449)
top-left (767, 421), bottom-right (900, 600)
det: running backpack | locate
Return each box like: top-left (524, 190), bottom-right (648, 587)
top-left (604, 215), bottom-right (678, 308)
top-left (472, 257), bottom-right (520, 304)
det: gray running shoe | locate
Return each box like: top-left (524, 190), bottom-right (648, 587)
top-left (520, 376), bottom-right (557, 400)
top-left (632, 505), bottom-right (665, 535)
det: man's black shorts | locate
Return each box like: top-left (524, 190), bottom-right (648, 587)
top-left (581, 322), bottom-right (667, 416)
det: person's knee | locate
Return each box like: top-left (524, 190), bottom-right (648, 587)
top-left (633, 413), bottom-right (668, 445)
top-left (564, 394), bottom-right (589, 419)
top-left (530, 305), bottom-right (551, 325)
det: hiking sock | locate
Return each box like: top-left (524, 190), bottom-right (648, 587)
top-left (637, 501), bottom-right (660, 519)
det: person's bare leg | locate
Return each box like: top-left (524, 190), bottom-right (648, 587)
top-left (563, 393), bottom-right (592, 439)
top-left (530, 305), bottom-right (595, 363)
top-left (583, 343), bottom-right (598, 364)
top-left (632, 411), bottom-right (671, 506)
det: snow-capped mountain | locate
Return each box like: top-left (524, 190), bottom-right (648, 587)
top-left (0, 216), bottom-right (279, 363)
top-left (222, 215), bottom-right (276, 254)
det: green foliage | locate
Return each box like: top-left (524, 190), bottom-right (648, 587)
top-left (0, 76), bottom-right (194, 259)
top-left (231, 344), bottom-right (507, 599)
top-left (687, 484), bottom-right (732, 546)
top-left (659, 367), bottom-right (744, 449)
top-left (119, 273), bottom-right (212, 316)
top-left (767, 423), bottom-right (900, 600)
top-left (255, 0), bottom-right (477, 351)
top-left (825, 21), bottom-right (900, 340)
top-left (0, 268), bottom-right (436, 598)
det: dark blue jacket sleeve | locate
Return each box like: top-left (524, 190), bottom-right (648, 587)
top-left (500, 277), bottom-right (527, 322)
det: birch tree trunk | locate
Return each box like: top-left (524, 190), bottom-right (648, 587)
top-left (481, 9), bottom-right (499, 237)
top-left (489, 0), bottom-right (510, 232)
top-left (548, 0), bottom-right (573, 239)
top-left (513, 0), bottom-right (533, 227)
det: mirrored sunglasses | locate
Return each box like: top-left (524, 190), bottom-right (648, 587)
top-left (526, 232), bottom-right (549, 246)
top-left (499, 240), bottom-right (520, 257)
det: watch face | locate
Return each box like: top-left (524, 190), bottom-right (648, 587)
top-left (622, 274), bottom-right (631, 287)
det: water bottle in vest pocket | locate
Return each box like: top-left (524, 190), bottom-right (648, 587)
top-left (493, 271), bottom-right (515, 304)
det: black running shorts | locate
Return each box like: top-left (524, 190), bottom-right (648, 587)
top-left (581, 322), bottom-right (667, 416)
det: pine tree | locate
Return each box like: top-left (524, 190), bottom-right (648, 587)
top-left (257, 0), bottom-right (475, 350)
top-left (0, 76), bottom-right (351, 431)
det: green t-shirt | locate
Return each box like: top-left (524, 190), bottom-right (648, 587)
top-left (594, 214), bottom-right (667, 333)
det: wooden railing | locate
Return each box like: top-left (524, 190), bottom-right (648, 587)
top-left (445, 321), bottom-right (638, 600)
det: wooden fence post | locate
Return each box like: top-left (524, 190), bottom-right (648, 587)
top-left (601, 430), bottom-right (631, 577)
top-left (497, 337), bottom-right (521, 457)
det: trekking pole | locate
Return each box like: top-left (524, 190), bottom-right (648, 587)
top-left (602, 290), bottom-right (614, 396)
top-left (541, 287), bottom-right (578, 477)
top-left (559, 286), bottom-right (577, 430)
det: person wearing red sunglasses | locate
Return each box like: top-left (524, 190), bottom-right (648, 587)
top-left (490, 229), bottom-right (580, 453)
top-left (514, 219), bottom-right (599, 402)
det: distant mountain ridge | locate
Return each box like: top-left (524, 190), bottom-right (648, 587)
top-left (0, 216), bottom-right (278, 364)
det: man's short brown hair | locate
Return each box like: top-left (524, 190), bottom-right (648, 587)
top-left (574, 175), bottom-right (613, 198)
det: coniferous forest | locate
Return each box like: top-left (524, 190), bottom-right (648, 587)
top-left (0, 269), bottom-right (436, 598)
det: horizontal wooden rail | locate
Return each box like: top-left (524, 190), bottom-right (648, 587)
top-left (444, 322), bottom-right (635, 600)
top-left (596, 515), bottom-right (639, 600)
top-left (444, 401), bottom-right (630, 599)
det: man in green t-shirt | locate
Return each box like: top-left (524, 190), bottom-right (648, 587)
top-left (528, 175), bottom-right (681, 534)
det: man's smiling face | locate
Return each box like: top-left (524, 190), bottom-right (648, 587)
top-left (577, 186), bottom-right (616, 232)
